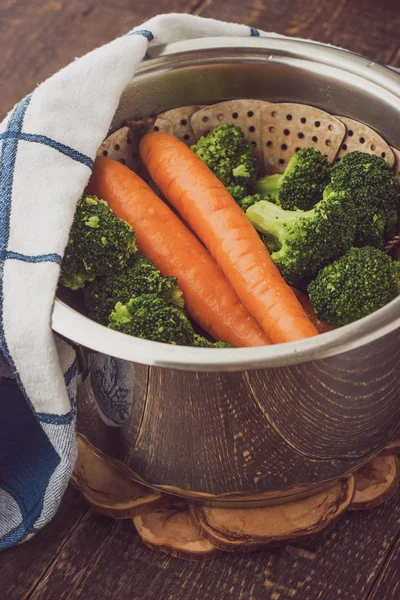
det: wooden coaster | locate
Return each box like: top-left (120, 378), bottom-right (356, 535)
top-left (190, 477), bottom-right (354, 552)
top-left (336, 117), bottom-right (395, 166)
top-left (350, 455), bottom-right (399, 510)
top-left (379, 438), bottom-right (400, 456)
top-left (190, 100), bottom-right (269, 165)
top-left (153, 106), bottom-right (204, 146)
top-left (133, 506), bottom-right (221, 561)
top-left (259, 103), bottom-right (346, 174)
top-left (72, 436), bottom-right (400, 561)
top-left (71, 435), bottom-right (165, 519)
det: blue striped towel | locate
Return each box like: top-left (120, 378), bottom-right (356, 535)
top-left (0, 13), bottom-right (278, 550)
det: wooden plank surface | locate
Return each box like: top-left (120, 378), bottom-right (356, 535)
top-left (367, 533), bottom-right (400, 600)
top-left (199, 0), bottom-right (400, 68)
top-left (1, 1), bottom-right (400, 599)
top-left (1, 487), bottom-right (87, 600)
top-left (0, 0), bottom-right (198, 119)
top-left (22, 490), bottom-right (400, 600)
top-left (1, 0), bottom-right (399, 120)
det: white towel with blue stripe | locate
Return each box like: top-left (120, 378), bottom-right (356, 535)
top-left (0, 13), bottom-right (278, 549)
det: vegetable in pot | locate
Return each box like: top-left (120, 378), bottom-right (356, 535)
top-left (255, 147), bottom-right (331, 211)
top-left (328, 151), bottom-right (400, 248)
top-left (191, 124), bottom-right (258, 203)
top-left (84, 254), bottom-right (183, 325)
top-left (307, 246), bottom-right (400, 326)
top-left (108, 294), bottom-right (231, 347)
top-left (246, 192), bottom-right (356, 287)
top-left (88, 156), bottom-right (270, 348)
top-left (60, 195), bottom-right (137, 290)
top-left (140, 131), bottom-right (318, 344)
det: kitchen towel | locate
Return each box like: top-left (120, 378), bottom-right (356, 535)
top-left (0, 13), bottom-right (281, 550)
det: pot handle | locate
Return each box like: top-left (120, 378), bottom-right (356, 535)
top-left (80, 349), bottom-right (134, 427)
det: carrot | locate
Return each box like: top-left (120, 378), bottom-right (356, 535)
top-left (87, 156), bottom-right (271, 348)
top-left (139, 132), bottom-right (319, 344)
top-left (291, 288), bottom-right (336, 334)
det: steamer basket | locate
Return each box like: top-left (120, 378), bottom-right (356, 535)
top-left (53, 36), bottom-right (400, 505)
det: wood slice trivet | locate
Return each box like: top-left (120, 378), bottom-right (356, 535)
top-left (133, 505), bottom-right (221, 561)
top-left (71, 435), bottom-right (166, 519)
top-left (350, 454), bottom-right (399, 510)
top-left (71, 435), bottom-right (400, 561)
top-left (190, 476), bottom-right (354, 552)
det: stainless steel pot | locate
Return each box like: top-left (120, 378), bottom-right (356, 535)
top-left (52, 36), bottom-right (400, 504)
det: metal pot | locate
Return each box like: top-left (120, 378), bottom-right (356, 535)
top-left (52, 36), bottom-right (400, 504)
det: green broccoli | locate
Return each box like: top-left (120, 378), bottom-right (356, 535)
top-left (260, 232), bottom-right (281, 254)
top-left (329, 151), bottom-right (400, 248)
top-left (84, 254), bottom-right (183, 324)
top-left (192, 335), bottom-right (231, 348)
top-left (246, 192), bottom-right (356, 286)
top-left (191, 124), bottom-right (258, 202)
top-left (238, 193), bottom-right (264, 212)
top-left (308, 247), bottom-right (400, 326)
top-left (108, 295), bottom-right (194, 345)
top-left (159, 275), bottom-right (185, 308)
top-left (255, 148), bottom-right (331, 210)
top-left (108, 294), bottom-right (232, 347)
top-left (60, 195), bottom-right (137, 290)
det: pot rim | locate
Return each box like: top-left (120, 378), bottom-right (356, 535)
top-left (52, 295), bottom-right (400, 370)
top-left (52, 34), bottom-right (400, 371)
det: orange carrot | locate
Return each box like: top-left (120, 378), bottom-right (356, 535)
top-left (87, 157), bottom-right (271, 348)
top-left (139, 132), bottom-right (318, 344)
top-left (291, 288), bottom-right (336, 334)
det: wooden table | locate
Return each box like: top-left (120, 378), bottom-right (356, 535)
top-left (1, 1), bottom-right (400, 598)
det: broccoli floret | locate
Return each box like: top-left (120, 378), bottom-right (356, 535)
top-left (108, 294), bottom-right (230, 347)
top-left (238, 193), bottom-right (263, 212)
top-left (329, 151), bottom-right (400, 248)
top-left (108, 295), bottom-right (195, 345)
top-left (60, 195), bottom-right (137, 290)
top-left (191, 124), bottom-right (258, 202)
top-left (192, 335), bottom-right (231, 348)
top-left (255, 148), bottom-right (331, 210)
top-left (159, 275), bottom-right (185, 308)
top-left (260, 232), bottom-right (281, 254)
top-left (246, 193), bottom-right (356, 286)
top-left (354, 206), bottom-right (387, 250)
top-left (84, 255), bottom-right (183, 324)
top-left (308, 247), bottom-right (400, 325)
